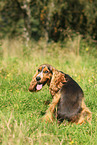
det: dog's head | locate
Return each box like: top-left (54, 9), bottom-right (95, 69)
top-left (29, 64), bottom-right (54, 92)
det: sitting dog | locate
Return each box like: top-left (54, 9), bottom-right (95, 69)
top-left (29, 64), bottom-right (92, 124)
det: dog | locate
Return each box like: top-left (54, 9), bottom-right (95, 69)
top-left (29, 64), bottom-right (92, 124)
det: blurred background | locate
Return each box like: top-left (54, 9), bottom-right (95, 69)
top-left (0, 0), bottom-right (97, 43)
top-left (0, 1), bottom-right (97, 144)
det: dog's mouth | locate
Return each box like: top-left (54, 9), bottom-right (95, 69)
top-left (36, 80), bottom-right (48, 91)
top-left (36, 84), bottom-right (43, 90)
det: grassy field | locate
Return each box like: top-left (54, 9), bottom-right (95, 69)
top-left (0, 39), bottom-right (97, 144)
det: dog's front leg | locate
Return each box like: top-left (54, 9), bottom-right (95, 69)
top-left (42, 92), bottom-right (61, 122)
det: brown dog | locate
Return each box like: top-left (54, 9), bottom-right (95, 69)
top-left (29, 64), bottom-right (92, 124)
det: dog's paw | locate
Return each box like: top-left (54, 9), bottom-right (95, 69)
top-left (42, 112), bottom-right (53, 123)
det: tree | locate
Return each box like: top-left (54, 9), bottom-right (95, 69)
top-left (0, 0), bottom-right (97, 42)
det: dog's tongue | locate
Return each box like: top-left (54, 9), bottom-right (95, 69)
top-left (36, 84), bottom-right (43, 90)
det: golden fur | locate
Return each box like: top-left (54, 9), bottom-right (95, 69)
top-left (29, 64), bottom-right (92, 124)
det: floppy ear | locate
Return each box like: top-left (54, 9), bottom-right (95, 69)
top-left (49, 70), bottom-right (67, 96)
top-left (28, 71), bottom-right (38, 92)
top-left (47, 65), bottom-right (54, 74)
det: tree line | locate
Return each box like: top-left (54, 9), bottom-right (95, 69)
top-left (0, 0), bottom-right (97, 42)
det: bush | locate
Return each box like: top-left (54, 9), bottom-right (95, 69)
top-left (0, 0), bottom-right (97, 42)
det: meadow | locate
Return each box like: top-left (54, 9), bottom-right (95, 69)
top-left (0, 38), bottom-right (97, 144)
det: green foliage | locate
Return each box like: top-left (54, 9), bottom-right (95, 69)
top-left (0, 0), bottom-right (97, 41)
top-left (0, 40), bottom-right (97, 144)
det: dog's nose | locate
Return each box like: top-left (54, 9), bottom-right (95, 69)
top-left (36, 76), bottom-right (41, 81)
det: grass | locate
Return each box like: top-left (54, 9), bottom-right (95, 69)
top-left (0, 38), bottom-right (97, 144)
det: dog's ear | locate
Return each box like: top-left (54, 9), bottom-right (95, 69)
top-left (28, 71), bottom-right (38, 92)
top-left (47, 65), bottom-right (54, 74)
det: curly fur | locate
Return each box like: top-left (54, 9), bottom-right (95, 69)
top-left (29, 64), bottom-right (92, 124)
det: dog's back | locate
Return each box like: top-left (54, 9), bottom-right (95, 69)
top-left (57, 74), bottom-right (84, 122)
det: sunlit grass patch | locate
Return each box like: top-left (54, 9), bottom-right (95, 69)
top-left (0, 39), bottom-right (97, 144)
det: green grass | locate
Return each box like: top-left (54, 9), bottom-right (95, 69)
top-left (0, 39), bottom-right (97, 144)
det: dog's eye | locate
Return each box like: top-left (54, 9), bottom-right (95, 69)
top-left (38, 69), bottom-right (41, 72)
top-left (44, 70), bottom-right (48, 73)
